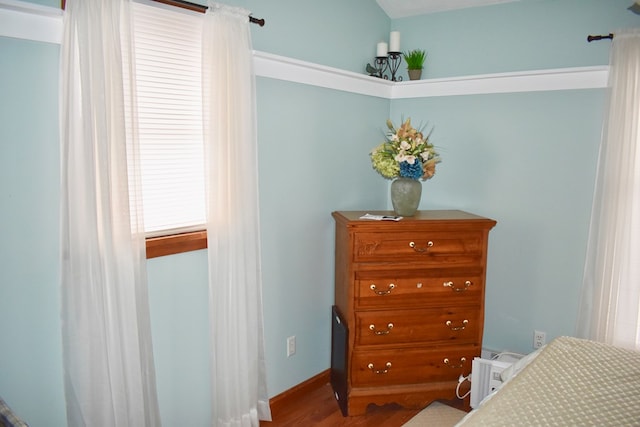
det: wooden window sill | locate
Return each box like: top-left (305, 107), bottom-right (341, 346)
top-left (146, 230), bottom-right (207, 259)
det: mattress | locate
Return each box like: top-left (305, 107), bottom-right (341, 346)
top-left (456, 336), bottom-right (640, 426)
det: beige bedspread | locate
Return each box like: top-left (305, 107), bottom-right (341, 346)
top-left (457, 336), bottom-right (640, 426)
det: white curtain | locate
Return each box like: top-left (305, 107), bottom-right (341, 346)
top-left (59, 0), bottom-right (161, 426)
top-left (577, 28), bottom-right (640, 351)
top-left (202, 2), bottom-right (272, 426)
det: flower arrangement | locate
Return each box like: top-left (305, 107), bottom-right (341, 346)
top-left (370, 118), bottom-right (441, 180)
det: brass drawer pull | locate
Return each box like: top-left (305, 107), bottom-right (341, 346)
top-left (369, 323), bottom-right (394, 335)
top-left (443, 357), bottom-right (466, 369)
top-left (443, 280), bottom-right (472, 292)
top-left (446, 319), bottom-right (469, 331)
top-left (370, 283), bottom-right (395, 295)
top-left (367, 362), bottom-right (392, 374)
top-left (409, 240), bottom-right (434, 253)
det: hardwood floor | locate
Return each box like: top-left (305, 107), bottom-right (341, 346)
top-left (261, 382), bottom-right (419, 427)
top-left (261, 382), bottom-right (470, 427)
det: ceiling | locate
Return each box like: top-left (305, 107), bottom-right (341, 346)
top-left (376, 0), bottom-right (520, 18)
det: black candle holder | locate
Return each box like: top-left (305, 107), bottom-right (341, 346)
top-left (367, 52), bottom-right (403, 82)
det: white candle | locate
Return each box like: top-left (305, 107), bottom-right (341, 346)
top-left (376, 42), bottom-right (388, 57)
top-left (389, 31), bottom-right (400, 52)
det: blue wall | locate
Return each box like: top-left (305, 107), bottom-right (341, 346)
top-left (0, 36), bottom-right (66, 427)
top-left (246, 0), bottom-right (390, 72)
top-left (390, 0), bottom-right (638, 353)
top-left (393, 0), bottom-right (638, 80)
top-left (0, 0), bottom-right (638, 426)
top-left (391, 90), bottom-right (604, 353)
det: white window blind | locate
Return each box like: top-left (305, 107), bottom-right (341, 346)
top-left (131, 1), bottom-right (206, 236)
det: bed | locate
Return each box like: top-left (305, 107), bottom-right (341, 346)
top-left (456, 336), bottom-right (640, 426)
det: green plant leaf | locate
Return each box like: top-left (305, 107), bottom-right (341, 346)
top-left (403, 49), bottom-right (427, 70)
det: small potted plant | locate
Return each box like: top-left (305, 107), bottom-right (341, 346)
top-left (403, 49), bottom-right (427, 80)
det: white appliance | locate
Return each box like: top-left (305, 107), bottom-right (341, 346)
top-left (469, 357), bottom-right (513, 408)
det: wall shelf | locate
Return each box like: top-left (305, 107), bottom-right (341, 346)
top-left (253, 50), bottom-right (608, 98)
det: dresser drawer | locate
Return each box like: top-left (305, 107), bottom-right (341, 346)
top-left (355, 272), bottom-right (483, 308)
top-left (353, 231), bottom-right (484, 264)
top-left (355, 307), bottom-right (481, 347)
top-left (351, 347), bottom-right (475, 387)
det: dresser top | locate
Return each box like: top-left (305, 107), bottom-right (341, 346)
top-left (333, 210), bottom-right (496, 226)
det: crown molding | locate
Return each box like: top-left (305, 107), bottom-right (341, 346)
top-left (253, 51), bottom-right (609, 98)
top-left (0, 0), bottom-right (62, 44)
top-left (1, 0), bottom-right (608, 98)
top-left (252, 51), bottom-right (394, 98)
top-left (390, 66), bottom-right (609, 97)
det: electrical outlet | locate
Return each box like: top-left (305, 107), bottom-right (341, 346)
top-left (287, 336), bottom-right (296, 357)
top-left (533, 330), bottom-right (546, 349)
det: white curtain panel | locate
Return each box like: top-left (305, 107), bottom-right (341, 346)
top-left (59, 0), bottom-right (161, 425)
top-left (578, 28), bottom-right (640, 351)
top-left (202, 2), bottom-right (272, 426)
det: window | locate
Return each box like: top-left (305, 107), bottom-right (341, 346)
top-left (130, 1), bottom-right (208, 257)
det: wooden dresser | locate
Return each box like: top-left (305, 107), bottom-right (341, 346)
top-left (330, 210), bottom-right (496, 416)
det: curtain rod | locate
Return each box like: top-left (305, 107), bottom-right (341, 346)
top-left (60, 0), bottom-right (265, 25)
top-left (587, 33), bottom-right (613, 42)
top-left (152, 0), bottom-right (265, 26)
